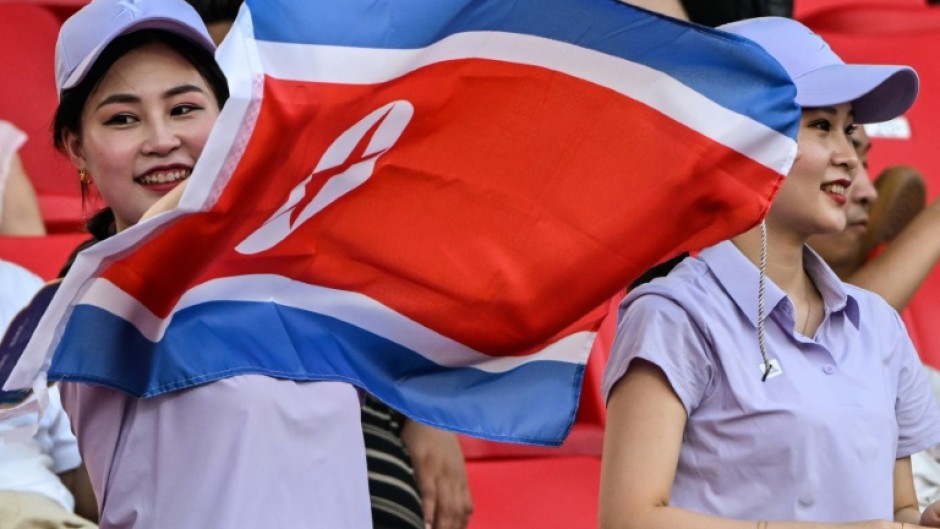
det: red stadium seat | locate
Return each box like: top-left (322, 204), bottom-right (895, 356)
top-left (0, 3), bottom-right (84, 232)
top-left (794, 0), bottom-right (929, 22)
top-left (808, 23), bottom-right (940, 369)
top-left (458, 298), bottom-right (619, 527)
top-left (15, 0), bottom-right (88, 22)
top-left (0, 233), bottom-right (88, 281)
top-left (802, 5), bottom-right (940, 34)
top-left (465, 456), bottom-right (600, 529)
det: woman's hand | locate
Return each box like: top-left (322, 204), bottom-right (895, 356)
top-left (138, 180), bottom-right (189, 225)
top-left (400, 419), bottom-right (473, 529)
top-left (920, 501), bottom-right (940, 527)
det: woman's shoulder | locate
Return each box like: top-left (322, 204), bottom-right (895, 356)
top-left (840, 281), bottom-right (902, 320)
top-left (839, 281), bottom-right (909, 344)
top-left (624, 255), bottom-right (724, 314)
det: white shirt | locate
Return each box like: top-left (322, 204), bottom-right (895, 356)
top-left (0, 259), bottom-right (82, 511)
top-left (0, 258), bottom-right (43, 331)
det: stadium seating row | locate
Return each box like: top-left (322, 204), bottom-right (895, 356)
top-left (1, 1), bottom-right (939, 527)
top-left (0, 3), bottom-right (82, 232)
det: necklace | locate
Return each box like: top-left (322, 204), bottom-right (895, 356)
top-left (799, 286), bottom-right (817, 337)
top-left (799, 300), bottom-right (812, 336)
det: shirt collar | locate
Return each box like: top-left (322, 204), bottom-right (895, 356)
top-left (698, 240), bottom-right (859, 329)
top-left (804, 245), bottom-right (860, 328)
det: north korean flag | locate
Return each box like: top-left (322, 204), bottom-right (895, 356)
top-left (6, 0), bottom-right (798, 445)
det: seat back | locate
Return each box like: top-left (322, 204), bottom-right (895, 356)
top-left (0, 233), bottom-right (88, 281)
top-left (795, 0), bottom-right (928, 21)
top-left (29, 0), bottom-right (88, 22)
top-left (802, 4), bottom-right (940, 34)
top-left (465, 456), bottom-right (600, 529)
top-left (0, 3), bottom-right (83, 232)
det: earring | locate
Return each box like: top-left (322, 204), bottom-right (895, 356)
top-left (78, 168), bottom-right (89, 184)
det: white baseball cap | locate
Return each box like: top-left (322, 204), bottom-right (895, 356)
top-left (720, 17), bottom-right (918, 124)
top-left (55, 0), bottom-right (216, 96)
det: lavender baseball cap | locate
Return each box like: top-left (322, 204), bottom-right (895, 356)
top-left (720, 17), bottom-right (917, 124)
top-left (55, 0), bottom-right (216, 96)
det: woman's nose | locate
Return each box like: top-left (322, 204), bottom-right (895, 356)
top-left (142, 120), bottom-right (181, 155)
top-left (834, 134), bottom-right (860, 177)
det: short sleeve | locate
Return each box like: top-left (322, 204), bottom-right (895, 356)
top-left (894, 312), bottom-right (940, 458)
top-left (0, 260), bottom-right (44, 333)
top-left (601, 292), bottom-right (713, 415)
top-left (0, 121), bottom-right (27, 219)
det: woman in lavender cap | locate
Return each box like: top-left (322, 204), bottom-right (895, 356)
top-left (50, 0), bottom-right (369, 526)
top-left (600, 17), bottom-right (940, 529)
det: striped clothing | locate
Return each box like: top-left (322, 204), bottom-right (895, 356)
top-left (362, 395), bottom-right (424, 529)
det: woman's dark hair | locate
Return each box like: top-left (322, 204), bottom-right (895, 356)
top-left (185, 0), bottom-right (243, 25)
top-left (53, 28), bottom-right (229, 153)
top-left (629, 252), bottom-right (689, 290)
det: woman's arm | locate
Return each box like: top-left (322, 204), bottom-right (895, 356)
top-left (896, 456), bottom-right (940, 528)
top-left (136, 180), bottom-right (188, 227)
top-left (897, 457), bottom-right (925, 524)
top-left (600, 359), bottom-right (921, 529)
top-left (58, 463), bottom-right (98, 522)
top-left (847, 200), bottom-right (940, 312)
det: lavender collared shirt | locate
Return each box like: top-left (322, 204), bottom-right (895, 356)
top-left (61, 376), bottom-right (370, 529)
top-left (603, 240), bottom-right (940, 522)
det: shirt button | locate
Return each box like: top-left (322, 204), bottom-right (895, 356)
top-left (823, 364), bottom-right (835, 375)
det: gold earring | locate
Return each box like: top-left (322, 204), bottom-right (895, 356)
top-left (78, 168), bottom-right (88, 184)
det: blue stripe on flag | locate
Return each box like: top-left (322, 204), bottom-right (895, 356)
top-left (49, 303), bottom-right (584, 445)
top-left (245, 0), bottom-right (798, 138)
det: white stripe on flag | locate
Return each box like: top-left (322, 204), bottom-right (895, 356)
top-left (79, 276), bottom-right (594, 373)
top-left (254, 31), bottom-right (795, 176)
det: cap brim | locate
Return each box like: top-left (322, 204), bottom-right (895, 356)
top-left (60, 18), bottom-right (216, 93)
top-left (794, 64), bottom-right (918, 124)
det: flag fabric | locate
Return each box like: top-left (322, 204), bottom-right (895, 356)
top-left (4, 0), bottom-right (798, 446)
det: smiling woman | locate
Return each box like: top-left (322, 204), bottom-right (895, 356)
top-left (807, 127), bottom-right (879, 280)
top-left (53, 28), bottom-right (227, 233)
top-left (768, 105), bottom-right (859, 242)
top-left (59, 37), bottom-right (219, 231)
top-left (48, 1), bottom-right (371, 527)
top-left (599, 17), bottom-right (940, 529)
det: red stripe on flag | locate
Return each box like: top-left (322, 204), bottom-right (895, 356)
top-left (99, 59), bottom-right (781, 355)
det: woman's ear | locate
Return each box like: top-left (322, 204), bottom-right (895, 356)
top-left (62, 130), bottom-right (85, 170)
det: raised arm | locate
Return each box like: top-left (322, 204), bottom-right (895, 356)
top-left (847, 199), bottom-right (940, 312)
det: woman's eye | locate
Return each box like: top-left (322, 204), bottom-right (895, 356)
top-left (845, 123), bottom-right (859, 136)
top-left (171, 104), bottom-right (200, 116)
top-left (808, 119), bottom-right (832, 132)
top-left (104, 113), bottom-right (136, 126)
